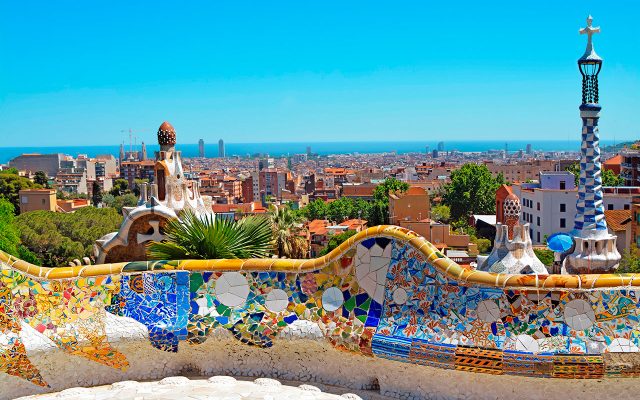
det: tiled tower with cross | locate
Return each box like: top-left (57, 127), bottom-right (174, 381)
top-left (562, 16), bottom-right (621, 274)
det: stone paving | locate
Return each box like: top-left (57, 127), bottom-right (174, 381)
top-left (15, 376), bottom-right (362, 400)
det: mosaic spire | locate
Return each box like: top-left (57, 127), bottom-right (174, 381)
top-left (572, 15), bottom-right (606, 237)
top-left (563, 16), bottom-right (620, 274)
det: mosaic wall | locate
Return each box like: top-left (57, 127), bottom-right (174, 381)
top-left (2, 226), bottom-right (640, 388)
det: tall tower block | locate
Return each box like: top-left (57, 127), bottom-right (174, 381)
top-left (562, 16), bottom-right (621, 274)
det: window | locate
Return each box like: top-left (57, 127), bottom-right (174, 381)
top-left (537, 232), bottom-right (540, 242)
top-left (537, 216), bottom-right (540, 226)
top-left (41, 199), bottom-right (45, 205)
top-left (560, 204), bottom-right (566, 212)
top-left (537, 202), bottom-right (540, 211)
top-left (560, 218), bottom-right (566, 228)
top-left (560, 180), bottom-right (566, 190)
top-left (625, 204), bottom-right (630, 210)
top-left (608, 204), bottom-right (613, 211)
top-left (21, 196), bottom-right (28, 204)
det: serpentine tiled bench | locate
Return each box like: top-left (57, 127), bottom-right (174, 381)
top-left (2, 225), bottom-right (640, 399)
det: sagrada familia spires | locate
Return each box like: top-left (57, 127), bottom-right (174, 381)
top-left (562, 16), bottom-right (621, 274)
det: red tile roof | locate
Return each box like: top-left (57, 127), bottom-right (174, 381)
top-left (604, 209), bottom-right (631, 232)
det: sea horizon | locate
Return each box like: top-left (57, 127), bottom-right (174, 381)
top-left (0, 139), bottom-right (621, 164)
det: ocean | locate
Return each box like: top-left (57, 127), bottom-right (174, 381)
top-left (0, 140), bottom-right (616, 164)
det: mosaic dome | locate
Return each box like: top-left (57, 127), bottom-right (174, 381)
top-left (157, 121), bottom-right (176, 146)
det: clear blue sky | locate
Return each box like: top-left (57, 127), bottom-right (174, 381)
top-left (0, 1), bottom-right (638, 147)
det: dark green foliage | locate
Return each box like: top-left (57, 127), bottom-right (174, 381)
top-left (0, 171), bottom-right (40, 213)
top-left (0, 199), bottom-right (22, 256)
top-left (92, 181), bottom-right (103, 207)
top-left (147, 211), bottom-right (273, 260)
top-left (618, 249), bottom-right (640, 273)
top-left (109, 178), bottom-right (130, 196)
top-left (534, 248), bottom-right (554, 267)
top-left (373, 177), bottom-right (410, 202)
top-left (474, 238), bottom-right (492, 254)
top-left (319, 230), bottom-right (356, 256)
top-left (301, 178), bottom-right (408, 226)
top-left (431, 204), bottom-right (451, 223)
top-left (14, 207), bottom-right (123, 266)
top-left (103, 193), bottom-right (138, 213)
top-left (34, 171), bottom-right (49, 187)
top-left (443, 164), bottom-right (504, 223)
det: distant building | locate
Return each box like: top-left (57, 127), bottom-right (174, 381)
top-left (437, 142), bottom-right (444, 152)
top-left (526, 143), bottom-right (532, 155)
top-left (18, 189), bottom-right (56, 213)
top-left (620, 148), bottom-right (640, 186)
top-left (119, 143), bottom-right (125, 167)
top-left (389, 186), bottom-right (431, 224)
top-left (9, 153), bottom-right (64, 177)
top-left (432, 149), bottom-right (439, 158)
top-left (241, 175), bottom-right (254, 203)
top-left (603, 154), bottom-right (622, 175)
top-left (198, 139), bottom-right (205, 158)
top-left (512, 171), bottom-right (638, 245)
top-left (120, 160), bottom-right (155, 187)
top-left (218, 139), bottom-right (225, 158)
top-left (55, 171), bottom-right (88, 194)
top-left (306, 146), bottom-right (312, 156)
top-left (259, 168), bottom-right (286, 200)
top-left (341, 183), bottom-right (377, 201)
top-left (485, 159), bottom-right (556, 183)
top-left (604, 209), bottom-right (632, 255)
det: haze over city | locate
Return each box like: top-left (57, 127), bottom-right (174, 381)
top-left (1, 1), bottom-right (639, 147)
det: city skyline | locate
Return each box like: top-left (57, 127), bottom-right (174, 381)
top-left (1, 2), bottom-right (639, 147)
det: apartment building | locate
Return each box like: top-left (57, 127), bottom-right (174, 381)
top-left (9, 153), bottom-right (64, 177)
top-left (620, 148), bottom-right (640, 186)
top-left (512, 171), bottom-right (638, 245)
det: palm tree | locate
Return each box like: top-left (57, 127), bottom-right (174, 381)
top-left (268, 205), bottom-right (308, 258)
top-left (146, 210), bottom-right (273, 260)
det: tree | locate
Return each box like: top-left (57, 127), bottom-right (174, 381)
top-left (443, 164), bottom-right (504, 223)
top-left (0, 198), bottom-right (21, 256)
top-left (0, 171), bottom-right (40, 213)
top-left (147, 211), bottom-right (273, 260)
top-left (92, 181), bottom-right (103, 207)
top-left (33, 171), bottom-right (49, 188)
top-left (533, 248), bottom-right (554, 267)
top-left (373, 177), bottom-right (410, 202)
top-left (618, 248), bottom-right (640, 273)
top-left (431, 204), bottom-right (451, 223)
top-left (319, 230), bottom-right (356, 256)
top-left (109, 178), bottom-right (130, 196)
top-left (268, 205), bottom-right (308, 258)
top-left (565, 162), bottom-right (624, 187)
top-left (303, 199), bottom-right (329, 221)
top-left (110, 193), bottom-right (138, 214)
top-left (14, 207), bottom-right (123, 266)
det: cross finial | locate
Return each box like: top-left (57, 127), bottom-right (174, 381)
top-left (579, 15), bottom-right (601, 61)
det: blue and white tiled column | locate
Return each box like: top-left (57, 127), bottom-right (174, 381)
top-left (562, 103), bottom-right (621, 274)
top-left (573, 104), bottom-right (607, 235)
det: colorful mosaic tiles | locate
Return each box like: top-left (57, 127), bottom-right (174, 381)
top-left (3, 226), bottom-right (640, 387)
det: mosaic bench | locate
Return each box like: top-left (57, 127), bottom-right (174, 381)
top-left (2, 225), bottom-right (640, 398)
